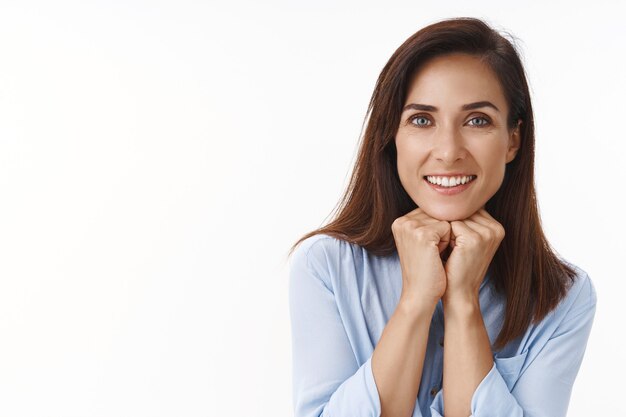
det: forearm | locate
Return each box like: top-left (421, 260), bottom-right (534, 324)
top-left (441, 294), bottom-right (493, 417)
top-left (372, 297), bottom-right (436, 417)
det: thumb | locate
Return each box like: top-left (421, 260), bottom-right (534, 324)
top-left (431, 221), bottom-right (451, 253)
top-left (449, 220), bottom-right (473, 248)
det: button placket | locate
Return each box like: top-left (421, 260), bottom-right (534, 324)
top-left (427, 301), bottom-right (443, 398)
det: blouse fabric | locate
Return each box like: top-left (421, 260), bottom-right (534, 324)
top-left (288, 234), bottom-right (596, 417)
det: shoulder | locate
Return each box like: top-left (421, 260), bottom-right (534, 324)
top-left (289, 234), bottom-right (356, 288)
top-left (291, 233), bottom-right (342, 259)
top-left (559, 261), bottom-right (597, 322)
top-left (290, 233), bottom-right (348, 268)
top-left (565, 261), bottom-right (598, 308)
top-left (512, 261), bottom-right (597, 359)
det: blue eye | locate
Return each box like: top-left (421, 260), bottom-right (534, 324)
top-left (467, 116), bottom-right (491, 127)
top-left (410, 115), bottom-right (432, 127)
top-left (409, 115), bottom-right (492, 128)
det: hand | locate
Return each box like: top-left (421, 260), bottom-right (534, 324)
top-left (391, 207), bottom-right (452, 309)
top-left (443, 208), bottom-right (505, 301)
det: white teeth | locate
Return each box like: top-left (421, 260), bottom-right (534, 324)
top-left (426, 175), bottom-right (476, 187)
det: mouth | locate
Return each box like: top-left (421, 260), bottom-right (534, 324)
top-left (423, 174), bottom-right (477, 195)
top-left (423, 174), bottom-right (477, 187)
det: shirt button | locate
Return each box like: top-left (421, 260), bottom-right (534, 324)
top-left (430, 387), bottom-right (438, 396)
top-left (439, 338), bottom-right (444, 347)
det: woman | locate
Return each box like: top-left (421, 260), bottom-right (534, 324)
top-left (287, 17), bottom-right (596, 417)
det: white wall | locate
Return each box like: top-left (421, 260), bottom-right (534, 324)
top-left (0, 1), bottom-right (623, 416)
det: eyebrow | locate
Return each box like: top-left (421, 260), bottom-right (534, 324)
top-left (402, 101), bottom-right (500, 113)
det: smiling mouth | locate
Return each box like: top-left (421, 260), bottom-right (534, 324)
top-left (423, 175), bottom-right (477, 188)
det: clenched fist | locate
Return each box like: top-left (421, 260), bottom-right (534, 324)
top-left (391, 207), bottom-right (452, 310)
top-left (392, 207), bottom-right (506, 310)
top-left (443, 208), bottom-right (505, 302)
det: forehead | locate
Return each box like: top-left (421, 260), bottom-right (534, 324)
top-left (405, 53), bottom-right (507, 109)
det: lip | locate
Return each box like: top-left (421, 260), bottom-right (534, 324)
top-left (423, 176), bottom-right (477, 196)
top-left (424, 173), bottom-right (475, 177)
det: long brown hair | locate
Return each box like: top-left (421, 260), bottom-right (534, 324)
top-left (287, 17), bottom-right (576, 350)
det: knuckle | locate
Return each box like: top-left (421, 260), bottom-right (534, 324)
top-left (391, 217), bottom-right (404, 230)
top-left (412, 226), bottom-right (430, 241)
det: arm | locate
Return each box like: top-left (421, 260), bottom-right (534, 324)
top-left (289, 240), bottom-right (435, 417)
top-left (429, 274), bottom-right (597, 417)
top-left (430, 209), bottom-right (502, 416)
top-left (372, 296), bottom-right (436, 417)
top-left (440, 293), bottom-right (493, 417)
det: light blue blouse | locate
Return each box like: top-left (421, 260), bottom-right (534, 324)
top-left (288, 234), bottom-right (596, 417)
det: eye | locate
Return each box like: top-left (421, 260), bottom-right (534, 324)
top-left (467, 116), bottom-right (492, 127)
top-left (409, 115), bottom-right (432, 127)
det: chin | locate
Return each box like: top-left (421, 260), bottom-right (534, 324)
top-left (417, 203), bottom-right (477, 222)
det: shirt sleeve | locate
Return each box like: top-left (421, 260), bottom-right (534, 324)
top-left (429, 273), bottom-right (597, 417)
top-left (288, 240), bottom-right (383, 417)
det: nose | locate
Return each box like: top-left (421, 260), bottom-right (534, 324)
top-left (432, 124), bottom-right (467, 163)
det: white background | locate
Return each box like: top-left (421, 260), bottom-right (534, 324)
top-left (0, 1), bottom-right (624, 416)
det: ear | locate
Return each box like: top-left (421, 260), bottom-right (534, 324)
top-left (505, 119), bottom-right (522, 163)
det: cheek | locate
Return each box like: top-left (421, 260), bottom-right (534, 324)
top-left (478, 149), bottom-right (508, 191)
top-left (396, 143), bottom-right (425, 183)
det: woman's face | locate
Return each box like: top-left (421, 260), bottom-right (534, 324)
top-left (395, 52), bottom-right (521, 221)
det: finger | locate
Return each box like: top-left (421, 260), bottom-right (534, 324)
top-left (473, 208), bottom-right (499, 225)
top-left (426, 220), bottom-right (451, 240)
top-left (467, 212), bottom-right (492, 227)
top-left (461, 218), bottom-right (506, 249)
top-left (470, 210), bottom-right (505, 239)
top-left (405, 210), bottom-right (442, 226)
top-left (449, 220), bottom-right (479, 246)
top-left (418, 220), bottom-right (451, 252)
top-left (450, 220), bottom-right (475, 234)
top-left (460, 217), bottom-right (494, 239)
top-left (434, 221), bottom-right (451, 253)
top-left (460, 217), bottom-right (491, 235)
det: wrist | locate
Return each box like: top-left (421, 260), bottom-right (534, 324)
top-left (442, 287), bottom-right (479, 304)
top-left (397, 295), bottom-right (437, 321)
top-left (442, 292), bottom-right (481, 319)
